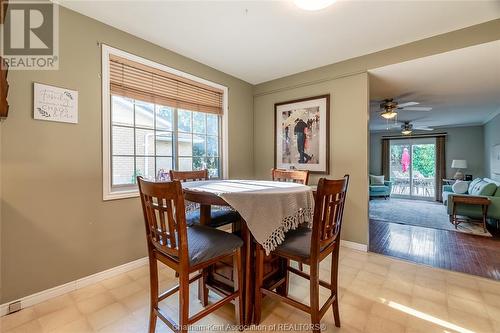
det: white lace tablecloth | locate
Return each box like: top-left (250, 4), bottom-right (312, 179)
top-left (182, 180), bottom-right (314, 254)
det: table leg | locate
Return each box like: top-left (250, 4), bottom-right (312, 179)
top-left (198, 204), bottom-right (211, 306)
top-left (482, 205), bottom-right (489, 233)
top-left (241, 222), bottom-right (254, 325)
top-left (452, 203), bottom-right (458, 229)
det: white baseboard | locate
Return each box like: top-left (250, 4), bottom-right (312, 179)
top-left (0, 257), bottom-right (148, 317)
top-left (341, 240), bottom-right (368, 252)
top-left (1, 240), bottom-right (368, 317)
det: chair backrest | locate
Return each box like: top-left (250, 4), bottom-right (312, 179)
top-left (311, 175), bottom-right (349, 254)
top-left (271, 168), bottom-right (310, 185)
top-left (169, 169), bottom-right (209, 182)
top-left (137, 177), bottom-right (188, 261)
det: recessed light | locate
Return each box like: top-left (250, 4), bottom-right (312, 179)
top-left (294, 0), bottom-right (336, 11)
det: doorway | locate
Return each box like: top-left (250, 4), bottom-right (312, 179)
top-left (390, 137), bottom-right (436, 200)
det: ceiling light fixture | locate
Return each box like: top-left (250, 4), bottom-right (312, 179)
top-left (401, 129), bottom-right (413, 135)
top-left (294, 0), bottom-right (336, 11)
top-left (401, 122), bottom-right (413, 135)
top-left (380, 109), bottom-right (397, 119)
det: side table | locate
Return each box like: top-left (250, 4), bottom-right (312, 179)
top-left (451, 195), bottom-right (491, 233)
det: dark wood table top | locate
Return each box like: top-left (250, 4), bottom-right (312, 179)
top-left (452, 195), bottom-right (491, 205)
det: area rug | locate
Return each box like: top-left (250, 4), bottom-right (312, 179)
top-left (369, 198), bottom-right (492, 237)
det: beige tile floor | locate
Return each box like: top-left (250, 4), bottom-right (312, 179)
top-left (2, 247), bottom-right (500, 333)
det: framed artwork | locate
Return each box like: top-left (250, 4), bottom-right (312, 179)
top-left (33, 82), bottom-right (78, 124)
top-left (274, 94), bottom-right (330, 173)
top-left (492, 144), bottom-right (500, 179)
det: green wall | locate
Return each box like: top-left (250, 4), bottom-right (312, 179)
top-left (1, 7), bottom-right (253, 303)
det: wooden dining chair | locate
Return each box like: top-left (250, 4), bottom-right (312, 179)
top-left (272, 168), bottom-right (310, 271)
top-left (254, 175), bottom-right (350, 332)
top-left (137, 177), bottom-right (244, 333)
top-left (272, 168), bottom-right (310, 185)
top-left (169, 169), bottom-right (240, 228)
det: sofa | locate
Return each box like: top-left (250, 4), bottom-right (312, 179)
top-left (369, 175), bottom-right (392, 199)
top-left (443, 178), bottom-right (500, 222)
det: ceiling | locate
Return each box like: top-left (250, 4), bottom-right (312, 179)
top-left (369, 40), bottom-right (500, 132)
top-left (60, 1), bottom-right (500, 84)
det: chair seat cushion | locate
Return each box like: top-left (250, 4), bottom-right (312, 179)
top-left (369, 185), bottom-right (388, 192)
top-left (186, 209), bottom-right (239, 228)
top-left (187, 225), bottom-right (243, 266)
top-left (274, 226), bottom-right (314, 259)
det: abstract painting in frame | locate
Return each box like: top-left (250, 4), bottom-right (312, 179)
top-left (274, 94), bottom-right (329, 173)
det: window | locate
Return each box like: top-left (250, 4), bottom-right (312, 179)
top-left (102, 45), bottom-right (228, 200)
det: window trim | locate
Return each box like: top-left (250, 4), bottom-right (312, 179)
top-left (102, 45), bottom-right (229, 200)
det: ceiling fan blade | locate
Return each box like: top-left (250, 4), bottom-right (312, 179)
top-left (401, 107), bottom-right (432, 111)
top-left (397, 102), bottom-right (419, 108)
top-left (413, 127), bottom-right (434, 131)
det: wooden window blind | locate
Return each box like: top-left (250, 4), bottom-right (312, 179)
top-left (109, 55), bottom-right (224, 115)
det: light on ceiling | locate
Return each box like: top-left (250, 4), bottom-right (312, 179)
top-left (401, 129), bottom-right (412, 135)
top-left (380, 110), bottom-right (397, 119)
top-left (294, 0), bottom-right (336, 11)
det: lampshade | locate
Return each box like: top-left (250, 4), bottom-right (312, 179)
top-left (451, 160), bottom-right (467, 169)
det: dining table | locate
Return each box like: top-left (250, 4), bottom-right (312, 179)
top-left (181, 179), bottom-right (315, 325)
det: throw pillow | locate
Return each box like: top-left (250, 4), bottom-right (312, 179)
top-left (468, 178), bottom-right (482, 194)
top-left (452, 181), bottom-right (468, 194)
top-left (370, 175), bottom-right (385, 185)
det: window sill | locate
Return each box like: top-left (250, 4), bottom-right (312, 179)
top-left (103, 188), bottom-right (139, 201)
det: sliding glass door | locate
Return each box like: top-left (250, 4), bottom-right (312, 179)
top-left (389, 138), bottom-right (436, 200)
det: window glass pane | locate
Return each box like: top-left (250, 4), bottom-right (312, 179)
top-left (136, 156), bottom-right (155, 180)
top-left (156, 106), bottom-right (173, 131)
top-left (156, 157), bottom-right (172, 181)
top-left (207, 136), bottom-right (218, 157)
top-left (156, 131), bottom-right (173, 156)
top-left (112, 126), bottom-right (134, 155)
top-left (193, 112), bottom-right (206, 134)
top-left (112, 156), bottom-right (134, 185)
top-left (135, 100), bottom-right (154, 128)
top-left (193, 135), bottom-right (206, 157)
top-left (207, 114), bottom-right (218, 136)
top-left (193, 157), bottom-right (206, 171)
top-left (136, 129), bottom-right (155, 156)
top-left (111, 95), bottom-right (134, 126)
top-left (178, 133), bottom-right (192, 156)
top-left (179, 157), bottom-right (193, 171)
top-left (178, 109), bottom-right (192, 132)
top-left (207, 157), bottom-right (219, 178)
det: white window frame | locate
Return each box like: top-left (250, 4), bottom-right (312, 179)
top-left (102, 45), bottom-right (229, 200)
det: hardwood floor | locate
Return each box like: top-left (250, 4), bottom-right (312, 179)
top-left (369, 219), bottom-right (500, 281)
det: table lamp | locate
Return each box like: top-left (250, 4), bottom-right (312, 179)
top-left (451, 159), bottom-right (467, 180)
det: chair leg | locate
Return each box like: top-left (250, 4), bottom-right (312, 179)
top-left (276, 258), bottom-right (290, 297)
top-left (179, 272), bottom-right (190, 333)
top-left (254, 245), bottom-right (264, 325)
top-left (309, 262), bottom-right (321, 333)
top-left (198, 269), bottom-right (209, 306)
top-left (148, 255), bottom-right (158, 333)
top-left (331, 249), bottom-right (341, 328)
top-left (233, 248), bottom-right (244, 328)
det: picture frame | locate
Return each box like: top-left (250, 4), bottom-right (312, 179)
top-left (492, 144), bottom-right (500, 178)
top-left (274, 94), bottom-right (330, 174)
top-left (33, 82), bottom-right (78, 124)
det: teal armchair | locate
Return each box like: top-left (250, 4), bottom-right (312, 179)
top-left (369, 181), bottom-right (392, 199)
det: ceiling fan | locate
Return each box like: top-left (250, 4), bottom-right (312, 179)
top-left (393, 121), bottom-right (434, 135)
top-left (376, 98), bottom-right (432, 119)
